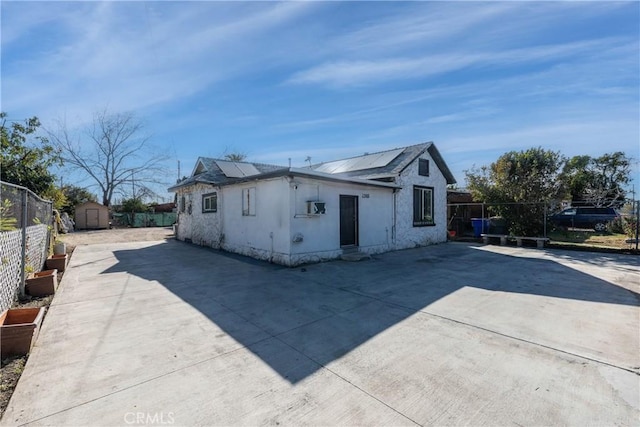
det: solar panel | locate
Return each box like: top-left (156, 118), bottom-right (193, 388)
top-left (314, 148), bottom-right (404, 174)
top-left (215, 160), bottom-right (260, 178)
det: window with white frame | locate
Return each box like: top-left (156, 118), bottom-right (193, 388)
top-left (413, 186), bottom-right (434, 226)
top-left (202, 192), bottom-right (217, 213)
top-left (242, 187), bottom-right (256, 216)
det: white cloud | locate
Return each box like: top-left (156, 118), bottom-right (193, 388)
top-left (2, 1), bottom-right (637, 191)
top-left (1, 2), bottom-right (317, 125)
top-left (288, 37), bottom-right (632, 88)
top-left (331, 2), bottom-right (519, 55)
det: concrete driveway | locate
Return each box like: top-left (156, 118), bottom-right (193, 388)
top-left (2, 240), bottom-right (638, 426)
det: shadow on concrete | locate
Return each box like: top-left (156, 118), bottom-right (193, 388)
top-left (102, 240), bottom-right (639, 383)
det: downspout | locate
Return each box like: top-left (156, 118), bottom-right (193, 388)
top-left (392, 188), bottom-right (397, 247)
top-left (218, 186), bottom-right (224, 249)
top-left (269, 231), bottom-right (274, 263)
top-left (543, 201), bottom-right (547, 238)
top-left (175, 190), bottom-right (181, 240)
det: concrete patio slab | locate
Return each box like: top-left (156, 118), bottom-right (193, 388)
top-left (2, 240), bottom-right (638, 426)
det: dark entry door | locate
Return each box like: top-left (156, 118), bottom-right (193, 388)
top-left (340, 195), bottom-right (358, 247)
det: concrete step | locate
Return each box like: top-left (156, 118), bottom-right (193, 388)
top-left (340, 251), bottom-right (371, 262)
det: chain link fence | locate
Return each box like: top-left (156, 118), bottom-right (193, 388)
top-left (0, 181), bottom-right (53, 312)
top-left (447, 201), bottom-right (550, 238)
top-left (447, 198), bottom-right (639, 250)
top-left (112, 212), bottom-right (177, 228)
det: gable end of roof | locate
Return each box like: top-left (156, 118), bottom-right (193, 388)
top-left (427, 144), bottom-right (456, 185)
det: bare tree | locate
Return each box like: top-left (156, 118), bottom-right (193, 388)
top-left (221, 146), bottom-right (247, 162)
top-left (48, 109), bottom-right (168, 207)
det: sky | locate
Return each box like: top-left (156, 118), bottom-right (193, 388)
top-left (2, 1), bottom-right (639, 203)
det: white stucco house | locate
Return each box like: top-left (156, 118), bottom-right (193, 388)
top-left (168, 142), bottom-right (456, 266)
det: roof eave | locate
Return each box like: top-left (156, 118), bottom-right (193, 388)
top-left (167, 177), bottom-right (219, 192)
top-left (213, 168), bottom-right (401, 189)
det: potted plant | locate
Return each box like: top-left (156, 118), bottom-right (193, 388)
top-left (53, 240), bottom-right (66, 255)
top-left (25, 269), bottom-right (58, 297)
top-left (46, 253), bottom-right (68, 272)
top-left (0, 307), bottom-right (46, 358)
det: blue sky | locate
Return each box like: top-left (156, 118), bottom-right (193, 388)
top-left (2, 1), bottom-right (639, 202)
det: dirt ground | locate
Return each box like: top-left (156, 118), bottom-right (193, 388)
top-left (0, 357), bottom-right (25, 415)
top-left (58, 227), bottom-right (174, 248)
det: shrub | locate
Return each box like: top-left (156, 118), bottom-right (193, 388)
top-left (622, 216), bottom-right (638, 238)
top-left (609, 216), bottom-right (626, 234)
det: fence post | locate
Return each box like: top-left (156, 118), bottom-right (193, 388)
top-left (19, 189), bottom-right (28, 297)
top-left (636, 200), bottom-right (640, 251)
top-left (543, 202), bottom-right (547, 238)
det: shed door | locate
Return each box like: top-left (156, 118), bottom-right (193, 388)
top-left (340, 195), bottom-right (358, 247)
top-left (86, 209), bottom-right (99, 228)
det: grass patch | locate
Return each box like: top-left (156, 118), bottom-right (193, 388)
top-left (548, 230), bottom-right (631, 249)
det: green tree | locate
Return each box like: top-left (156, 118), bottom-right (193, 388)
top-left (560, 155), bottom-right (591, 205)
top-left (42, 187), bottom-right (67, 211)
top-left (466, 147), bottom-right (564, 236)
top-left (583, 152), bottom-right (630, 208)
top-left (119, 198), bottom-right (148, 213)
top-left (0, 112), bottom-right (62, 196)
top-left (61, 185), bottom-right (97, 216)
top-left (561, 153), bottom-right (630, 208)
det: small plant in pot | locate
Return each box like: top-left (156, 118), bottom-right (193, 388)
top-left (53, 240), bottom-right (66, 256)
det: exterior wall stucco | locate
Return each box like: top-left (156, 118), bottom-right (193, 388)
top-left (220, 177), bottom-right (292, 265)
top-left (175, 183), bottom-right (222, 247)
top-left (174, 151), bottom-right (449, 266)
top-left (394, 152), bottom-right (448, 249)
top-left (288, 178), bottom-right (394, 265)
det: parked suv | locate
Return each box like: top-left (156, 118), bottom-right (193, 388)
top-left (550, 207), bottom-right (619, 231)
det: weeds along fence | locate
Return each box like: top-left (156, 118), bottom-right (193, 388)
top-left (0, 181), bottom-right (53, 312)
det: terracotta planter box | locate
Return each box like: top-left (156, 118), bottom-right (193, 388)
top-left (46, 253), bottom-right (67, 272)
top-left (0, 307), bottom-right (46, 358)
top-left (25, 269), bottom-right (58, 297)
